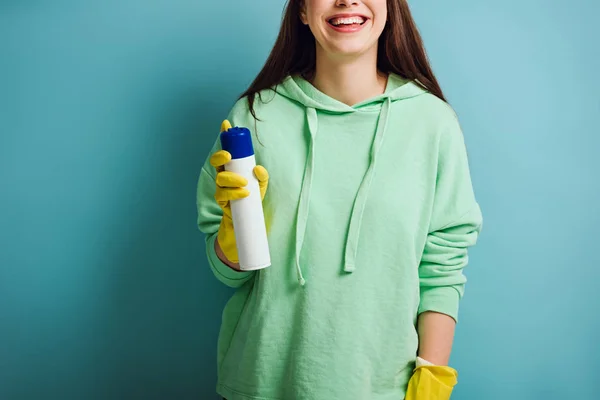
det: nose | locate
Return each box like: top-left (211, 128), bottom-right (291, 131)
top-left (335, 0), bottom-right (360, 7)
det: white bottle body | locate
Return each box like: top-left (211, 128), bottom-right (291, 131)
top-left (225, 155), bottom-right (271, 271)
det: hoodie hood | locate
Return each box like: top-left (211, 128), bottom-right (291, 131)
top-left (278, 73), bottom-right (427, 112)
top-left (275, 74), bottom-right (428, 286)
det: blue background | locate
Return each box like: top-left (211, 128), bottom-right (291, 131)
top-left (1, 1), bottom-right (598, 399)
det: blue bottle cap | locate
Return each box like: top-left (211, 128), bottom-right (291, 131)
top-left (220, 127), bottom-right (255, 159)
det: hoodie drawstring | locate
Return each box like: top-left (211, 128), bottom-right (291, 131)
top-left (293, 107), bottom-right (318, 286)
top-left (344, 97), bottom-right (392, 272)
top-left (293, 98), bottom-right (392, 285)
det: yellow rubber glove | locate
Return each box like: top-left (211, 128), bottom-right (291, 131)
top-left (405, 363), bottom-right (458, 400)
top-left (210, 120), bottom-right (269, 264)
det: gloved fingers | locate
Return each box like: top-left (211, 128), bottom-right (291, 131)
top-left (216, 171), bottom-right (248, 188)
top-left (221, 120), bottom-right (232, 133)
top-left (253, 165), bottom-right (269, 183)
top-left (215, 187), bottom-right (250, 202)
top-left (253, 165), bottom-right (269, 200)
top-left (210, 150), bottom-right (232, 172)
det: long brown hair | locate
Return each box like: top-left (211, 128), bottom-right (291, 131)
top-left (241, 0), bottom-right (445, 118)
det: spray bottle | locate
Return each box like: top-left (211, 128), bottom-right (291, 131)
top-left (220, 120), bottom-right (271, 271)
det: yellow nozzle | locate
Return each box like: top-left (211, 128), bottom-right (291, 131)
top-left (221, 120), bottom-right (232, 133)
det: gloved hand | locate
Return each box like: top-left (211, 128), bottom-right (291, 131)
top-left (210, 120), bottom-right (269, 264)
top-left (405, 358), bottom-right (458, 400)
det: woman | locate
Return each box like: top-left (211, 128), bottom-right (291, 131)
top-left (196, 0), bottom-right (482, 399)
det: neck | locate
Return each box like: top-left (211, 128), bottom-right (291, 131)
top-left (311, 45), bottom-right (387, 106)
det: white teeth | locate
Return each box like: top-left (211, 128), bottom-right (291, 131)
top-left (330, 16), bottom-right (365, 26)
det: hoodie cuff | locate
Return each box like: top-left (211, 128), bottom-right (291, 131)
top-left (418, 286), bottom-right (461, 322)
top-left (206, 233), bottom-right (255, 288)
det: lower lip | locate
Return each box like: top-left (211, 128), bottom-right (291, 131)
top-left (327, 20), bottom-right (368, 33)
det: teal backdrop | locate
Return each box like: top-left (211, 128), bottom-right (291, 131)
top-left (1, 1), bottom-right (598, 399)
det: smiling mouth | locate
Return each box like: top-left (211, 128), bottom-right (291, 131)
top-left (327, 15), bottom-right (367, 28)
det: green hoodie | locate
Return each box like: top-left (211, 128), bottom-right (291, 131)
top-left (196, 74), bottom-right (482, 400)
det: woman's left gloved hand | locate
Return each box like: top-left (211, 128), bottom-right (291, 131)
top-left (404, 358), bottom-right (458, 400)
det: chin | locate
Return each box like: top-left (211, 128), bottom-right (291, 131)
top-left (328, 42), bottom-right (374, 57)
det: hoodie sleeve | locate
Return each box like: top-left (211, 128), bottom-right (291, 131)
top-left (196, 103), bottom-right (256, 288)
top-left (417, 116), bottom-right (483, 322)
